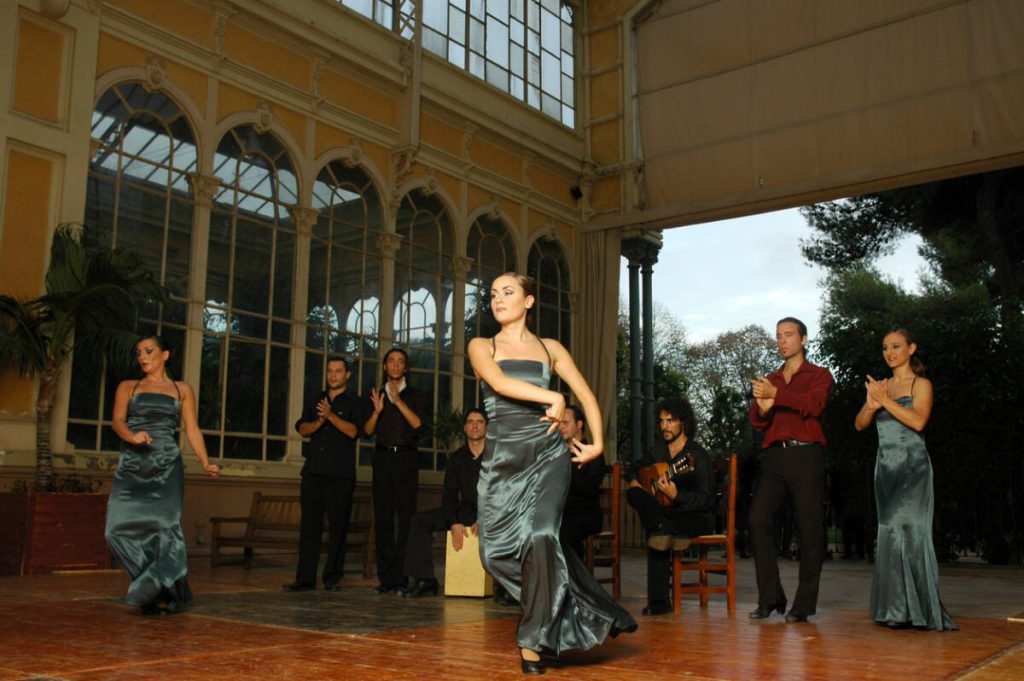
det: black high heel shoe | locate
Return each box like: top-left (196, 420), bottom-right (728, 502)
top-left (748, 599), bottom-right (787, 620)
top-left (520, 656), bottom-right (545, 675)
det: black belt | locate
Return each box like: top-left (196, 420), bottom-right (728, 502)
top-left (776, 439), bottom-right (815, 448)
top-left (375, 444), bottom-right (414, 454)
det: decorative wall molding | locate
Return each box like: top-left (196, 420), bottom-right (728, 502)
top-left (142, 54), bottom-right (167, 93)
top-left (187, 173), bottom-right (222, 208)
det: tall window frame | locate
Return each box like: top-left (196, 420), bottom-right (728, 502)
top-left (527, 237), bottom-right (571, 391)
top-left (67, 81), bottom-right (198, 453)
top-left (393, 189), bottom-right (454, 470)
top-left (201, 125), bottom-right (299, 462)
top-left (463, 215), bottom-right (517, 411)
top-left (338, 0), bottom-right (577, 127)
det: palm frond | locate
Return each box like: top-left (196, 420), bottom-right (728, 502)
top-left (0, 295), bottom-right (50, 375)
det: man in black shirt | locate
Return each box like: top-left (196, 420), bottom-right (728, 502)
top-left (402, 408), bottom-right (488, 597)
top-left (284, 356), bottom-right (364, 592)
top-left (364, 347), bottom-right (431, 593)
top-left (558, 404), bottom-right (606, 558)
top-left (625, 396), bottom-right (715, 615)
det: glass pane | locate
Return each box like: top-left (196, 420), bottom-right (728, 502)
top-left (510, 43), bottom-right (524, 76)
top-left (267, 345), bottom-right (290, 436)
top-left (198, 334), bottom-right (224, 429)
top-left (225, 340), bottom-right (265, 433)
top-left (562, 105), bottom-right (575, 128)
top-left (542, 93), bottom-right (560, 119)
top-left (510, 74), bottom-right (524, 99)
top-left (486, 19), bottom-right (509, 68)
top-left (232, 311), bottom-right (267, 341)
top-left (232, 219), bottom-right (272, 314)
top-left (273, 230), bottom-right (294, 319)
top-left (541, 50), bottom-right (559, 95)
top-left (223, 435), bottom-right (262, 460)
top-left (423, 2), bottom-right (447, 31)
top-left (449, 7), bottom-right (466, 43)
top-left (304, 351), bottom-right (325, 401)
top-left (266, 439), bottom-right (286, 462)
top-left (489, 0), bottom-right (509, 22)
top-left (469, 18), bottom-right (485, 52)
top-left (562, 73), bottom-right (574, 105)
top-left (67, 423), bottom-right (98, 451)
top-left (486, 62), bottom-right (509, 90)
top-left (541, 7), bottom-right (559, 53)
top-left (205, 212), bottom-right (232, 303)
top-left (449, 43), bottom-right (466, 67)
top-left (423, 27), bottom-right (446, 57)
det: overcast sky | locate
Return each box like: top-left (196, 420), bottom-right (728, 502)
top-left (619, 208), bottom-right (927, 344)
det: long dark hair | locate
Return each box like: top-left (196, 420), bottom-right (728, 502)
top-left (888, 328), bottom-right (926, 377)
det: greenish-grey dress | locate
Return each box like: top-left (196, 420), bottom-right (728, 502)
top-left (105, 386), bottom-right (193, 611)
top-left (870, 394), bottom-right (956, 630)
top-left (477, 357), bottom-right (636, 654)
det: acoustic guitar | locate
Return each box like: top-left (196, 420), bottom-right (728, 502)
top-left (635, 452), bottom-right (696, 507)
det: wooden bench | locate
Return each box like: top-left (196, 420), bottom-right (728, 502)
top-left (210, 490), bottom-right (375, 578)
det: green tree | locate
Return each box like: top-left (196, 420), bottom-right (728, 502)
top-left (0, 225), bottom-right (166, 490)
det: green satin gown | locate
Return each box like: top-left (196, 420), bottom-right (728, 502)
top-left (105, 390), bottom-right (193, 610)
top-left (870, 395), bottom-right (956, 630)
top-left (477, 359), bottom-right (636, 654)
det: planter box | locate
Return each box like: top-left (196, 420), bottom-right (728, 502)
top-left (0, 492), bottom-right (110, 575)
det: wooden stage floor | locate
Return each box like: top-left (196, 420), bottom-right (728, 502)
top-left (1, 557), bottom-right (1022, 680)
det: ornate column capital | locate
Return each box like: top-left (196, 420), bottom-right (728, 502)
top-left (620, 237), bottom-right (647, 267)
top-left (187, 173), bottom-right (222, 208)
top-left (377, 232), bottom-right (404, 260)
top-left (452, 255), bottom-right (474, 281)
top-left (340, 137), bottom-right (363, 168)
top-left (142, 55), bottom-right (167, 93)
top-left (291, 206), bottom-right (321, 235)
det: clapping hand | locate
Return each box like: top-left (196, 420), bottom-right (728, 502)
top-left (750, 377), bottom-right (776, 413)
top-left (568, 438), bottom-right (602, 466)
top-left (865, 375), bottom-right (887, 408)
top-left (370, 387), bottom-right (385, 414)
top-left (315, 397), bottom-right (332, 421)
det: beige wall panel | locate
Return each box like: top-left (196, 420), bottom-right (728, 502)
top-left (589, 70), bottom-right (619, 120)
top-left (975, 74), bottom-right (1024, 146)
top-left (472, 140), bottom-right (520, 182)
top-left (224, 25), bottom-right (310, 93)
top-left (815, 108), bottom-right (895, 180)
top-left (498, 197), bottom-right (520, 222)
top-left (362, 141), bottom-right (391, 185)
top-left (467, 184), bottom-right (490, 214)
top-left (590, 120), bottom-right (619, 165)
top-left (588, 28), bottom-right (619, 72)
top-left (748, 0), bottom-right (814, 59)
top-left (884, 5), bottom-right (971, 101)
top-left (889, 89), bottom-right (973, 165)
top-left (751, 49), bottom-right (821, 132)
top-left (972, 0), bottom-right (1024, 77)
top-left (314, 121), bottom-right (352, 158)
top-left (676, 69), bottom-right (751, 152)
top-left (589, 1), bottom-right (631, 26)
top-left (527, 208), bottom-right (549, 233)
top-left (435, 170), bottom-right (460, 207)
top-left (590, 176), bottom-right (620, 213)
top-left (812, 0), bottom-right (891, 40)
top-left (755, 124), bottom-right (821, 189)
top-left (165, 61), bottom-right (208, 116)
top-left (530, 166), bottom-right (572, 209)
top-left (813, 31), bottom-right (888, 115)
top-left (421, 114), bottom-right (463, 158)
top-left (273, 105), bottom-right (307, 153)
top-left (682, 138), bottom-right (754, 205)
top-left (12, 17), bottom-right (66, 123)
top-left (0, 150), bottom-right (53, 298)
top-left (105, 0), bottom-right (214, 49)
top-left (96, 32), bottom-right (147, 79)
top-left (216, 82), bottom-right (261, 124)
top-left (320, 70), bottom-right (397, 129)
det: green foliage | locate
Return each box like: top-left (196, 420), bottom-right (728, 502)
top-left (432, 403), bottom-right (465, 453)
top-left (807, 169), bottom-right (1024, 564)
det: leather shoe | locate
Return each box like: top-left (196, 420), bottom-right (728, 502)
top-left (641, 601), bottom-right (672, 616)
top-left (520, 657), bottom-right (545, 675)
top-left (373, 583), bottom-right (403, 594)
top-left (282, 582), bottom-right (315, 592)
top-left (403, 578), bottom-right (440, 598)
top-left (323, 581), bottom-right (341, 591)
top-left (748, 600), bottom-right (787, 620)
top-left (494, 585), bottom-right (519, 606)
top-left (785, 610), bottom-right (809, 623)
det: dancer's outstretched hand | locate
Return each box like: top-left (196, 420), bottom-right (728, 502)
top-left (568, 438), bottom-right (602, 466)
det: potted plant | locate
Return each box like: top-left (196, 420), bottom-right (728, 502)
top-left (0, 224), bottom-right (166, 574)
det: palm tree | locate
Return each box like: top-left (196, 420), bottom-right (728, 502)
top-left (0, 224), bottom-right (167, 490)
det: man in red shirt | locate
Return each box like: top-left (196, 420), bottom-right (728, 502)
top-left (747, 318), bottom-right (834, 623)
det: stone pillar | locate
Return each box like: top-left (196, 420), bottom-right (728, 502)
top-left (640, 246), bottom-right (659, 455)
top-left (620, 239), bottom-right (645, 464)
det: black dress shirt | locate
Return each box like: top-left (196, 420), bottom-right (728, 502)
top-left (370, 384), bottom-right (430, 448)
top-left (441, 444), bottom-right (483, 528)
top-left (295, 389), bottom-right (364, 479)
top-left (564, 455), bottom-right (606, 516)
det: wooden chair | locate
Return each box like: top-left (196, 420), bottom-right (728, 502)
top-left (585, 461), bottom-right (622, 599)
top-left (671, 453), bottom-right (737, 614)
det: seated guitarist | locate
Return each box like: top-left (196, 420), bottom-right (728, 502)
top-left (626, 396), bottom-right (715, 616)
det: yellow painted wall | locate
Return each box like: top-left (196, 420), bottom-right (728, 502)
top-left (320, 70), bottom-right (397, 129)
top-left (96, 32), bottom-right (147, 79)
top-left (0, 150), bottom-right (55, 413)
top-left (590, 121), bottom-right (620, 166)
top-left (467, 185), bottom-right (490, 214)
top-left (472, 140), bottom-right (520, 182)
top-left (224, 24), bottom-right (310, 93)
top-left (105, 0), bottom-right (214, 49)
top-left (588, 29), bottom-right (619, 72)
top-left (13, 17), bottom-right (65, 122)
top-left (530, 166), bottom-right (573, 208)
top-left (165, 61), bottom-right (208, 117)
top-left (273, 105), bottom-right (307, 154)
top-left (435, 170), bottom-right (460, 208)
top-left (421, 115), bottom-right (464, 159)
top-left (590, 176), bottom-right (621, 213)
top-left (315, 122), bottom-right (351, 158)
top-left (217, 82), bottom-right (261, 124)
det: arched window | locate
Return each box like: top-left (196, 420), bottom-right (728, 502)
top-left (201, 125), bottom-right (298, 461)
top-left (528, 237), bottom-right (571, 390)
top-left (394, 189), bottom-right (454, 470)
top-left (463, 215), bottom-right (516, 411)
top-left (308, 161), bottom-right (383, 400)
top-left (67, 82), bottom-right (198, 452)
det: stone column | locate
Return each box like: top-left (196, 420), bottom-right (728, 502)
top-left (620, 239), bottom-right (645, 464)
top-left (640, 245), bottom-right (659, 454)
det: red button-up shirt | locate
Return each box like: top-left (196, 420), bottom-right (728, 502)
top-left (749, 359), bottom-right (834, 448)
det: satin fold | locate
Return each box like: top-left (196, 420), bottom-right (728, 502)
top-left (870, 396), bottom-right (956, 631)
top-left (105, 393), bottom-right (193, 609)
top-left (478, 359), bottom-right (636, 653)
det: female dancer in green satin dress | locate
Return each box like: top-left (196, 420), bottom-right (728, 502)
top-left (854, 328), bottom-right (957, 631)
top-left (468, 273), bottom-right (636, 676)
top-left (107, 336), bottom-right (219, 614)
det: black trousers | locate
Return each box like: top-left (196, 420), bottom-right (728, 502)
top-left (749, 444), bottom-right (825, 614)
top-left (296, 474), bottom-right (356, 586)
top-left (559, 509), bottom-right (603, 559)
top-left (372, 449), bottom-right (420, 587)
top-left (626, 487), bottom-right (713, 605)
top-left (404, 506), bottom-right (447, 580)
